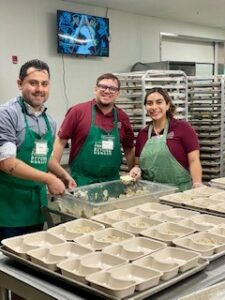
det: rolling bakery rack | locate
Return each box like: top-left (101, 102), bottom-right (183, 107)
top-left (114, 70), bottom-right (225, 181)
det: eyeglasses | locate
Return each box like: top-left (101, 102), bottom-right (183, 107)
top-left (97, 84), bottom-right (119, 94)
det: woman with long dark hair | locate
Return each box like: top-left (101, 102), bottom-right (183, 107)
top-left (129, 87), bottom-right (202, 191)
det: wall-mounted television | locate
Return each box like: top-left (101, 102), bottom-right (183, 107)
top-left (57, 10), bottom-right (109, 57)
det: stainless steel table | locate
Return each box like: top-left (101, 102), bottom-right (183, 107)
top-left (1, 253), bottom-right (225, 300)
top-left (0, 254), bottom-right (86, 300)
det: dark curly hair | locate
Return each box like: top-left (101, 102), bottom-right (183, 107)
top-left (19, 59), bottom-right (50, 81)
top-left (144, 87), bottom-right (176, 118)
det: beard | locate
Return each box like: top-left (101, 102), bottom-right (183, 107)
top-left (25, 94), bottom-right (47, 109)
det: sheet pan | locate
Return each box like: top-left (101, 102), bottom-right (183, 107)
top-left (1, 246), bottom-right (209, 300)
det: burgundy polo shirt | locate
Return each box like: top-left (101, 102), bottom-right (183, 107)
top-left (58, 99), bottom-right (134, 163)
top-left (135, 118), bottom-right (200, 170)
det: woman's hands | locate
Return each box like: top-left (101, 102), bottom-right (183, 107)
top-left (129, 165), bottom-right (141, 181)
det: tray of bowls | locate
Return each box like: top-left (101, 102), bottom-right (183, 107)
top-left (124, 204), bottom-right (200, 223)
top-left (210, 177), bottom-right (225, 189)
top-left (173, 224), bottom-right (225, 261)
top-left (159, 186), bottom-right (225, 217)
top-left (1, 231), bottom-right (209, 300)
top-left (90, 208), bottom-right (140, 227)
top-left (124, 202), bottom-right (173, 217)
top-left (147, 208), bottom-right (200, 224)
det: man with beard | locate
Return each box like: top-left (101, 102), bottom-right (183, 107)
top-left (0, 59), bottom-right (75, 241)
top-left (53, 73), bottom-right (135, 186)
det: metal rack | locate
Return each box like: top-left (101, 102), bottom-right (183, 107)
top-left (187, 76), bottom-right (225, 181)
top-left (115, 70), bottom-right (225, 181)
top-left (141, 70), bottom-right (188, 122)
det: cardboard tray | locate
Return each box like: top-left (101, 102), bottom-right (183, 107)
top-left (160, 199), bottom-right (225, 219)
top-left (1, 246), bottom-right (209, 300)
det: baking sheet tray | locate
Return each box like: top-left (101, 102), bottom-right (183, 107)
top-left (1, 246), bottom-right (208, 300)
top-left (159, 199), bottom-right (225, 219)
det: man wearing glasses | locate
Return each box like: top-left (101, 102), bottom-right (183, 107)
top-left (53, 73), bottom-right (135, 186)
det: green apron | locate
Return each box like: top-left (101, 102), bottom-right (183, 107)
top-left (70, 104), bottom-right (122, 186)
top-left (0, 98), bottom-right (53, 227)
top-left (139, 120), bottom-right (192, 192)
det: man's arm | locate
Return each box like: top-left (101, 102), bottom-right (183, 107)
top-left (123, 147), bottom-right (135, 170)
top-left (48, 156), bottom-right (76, 189)
top-left (0, 157), bottom-right (66, 195)
top-left (53, 136), bottom-right (68, 162)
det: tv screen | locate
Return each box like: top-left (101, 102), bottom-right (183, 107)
top-left (57, 10), bottom-right (109, 57)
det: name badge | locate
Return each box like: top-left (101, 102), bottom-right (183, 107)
top-left (35, 140), bottom-right (48, 155)
top-left (102, 140), bottom-right (114, 150)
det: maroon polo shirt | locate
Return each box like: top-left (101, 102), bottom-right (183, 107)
top-left (58, 99), bottom-right (134, 163)
top-left (135, 118), bottom-right (200, 170)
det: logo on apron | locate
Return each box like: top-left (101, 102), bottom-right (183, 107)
top-left (30, 140), bottom-right (48, 164)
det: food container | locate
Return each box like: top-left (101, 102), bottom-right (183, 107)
top-left (141, 222), bottom-right (195, 245)
top-left (149, 247), bottom-right (201, 272)
top-left (173, 237), bottom-right (215, 257)
top-left (133, 255), bottom-right (179, 281)
top-left (102, 237), bottom-right (166, 261)
top-left (151, 208), bottom-right (199, 223)
top-left (183, 186), bottom-right (222, 198)
top-left (58, 252), bottom-right (127, 284)
top-left (74, 228), bottom-right (134, 251)
top-left (1, 236), bottom-right (39, 259)
top-left (180, 219), bottom-right (214, 232)
top-left (187, 197), bottom-right (223, 209)
top-left (98, 264), bottom-right (162, 291)
top-left (28, 247), bottom-right (68, 271)
top-left (208, 225), bottom-right (225, 236)
top-left (91, 209), bottom-right (138, 227)
top-left (189, 214), bottom-right (225, 227)
top-left (22, 231), bottom-right (65, 248)
top-left (112, 216), bottom-right (162, 235)
top-left (210, 177), bottom-right (225, 189)
top-left (86, 270), bottom-right (136, 298)
top-left (48, 242), bottom-right (92, 258)
top-left (47, 218), bottom-right (105, 240)
top-left (162, 208), bottom-right (200, 220)
top-left (160, 192), bottom-right (195, 203)
top-left (173, 232), bottom-right (225, 257)
top-left (52, 180), bottom-right (178, 218)
top-left (126, 202), bottom-right (172, 217)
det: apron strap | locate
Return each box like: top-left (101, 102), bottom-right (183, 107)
top-left (92, 104), bottom-right (119, 131)
top-left (19, 97), bottom-right (52, 138)
top-left (148, 119), bottom-right (169, 141)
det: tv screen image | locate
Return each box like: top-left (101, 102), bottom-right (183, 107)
top-left (57, 10), bottom-right (109, 57)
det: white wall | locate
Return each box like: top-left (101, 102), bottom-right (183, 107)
top-left (161, 38), bottom-right (214, 63)
top-left (1, 0), bottom-right (225, 127)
